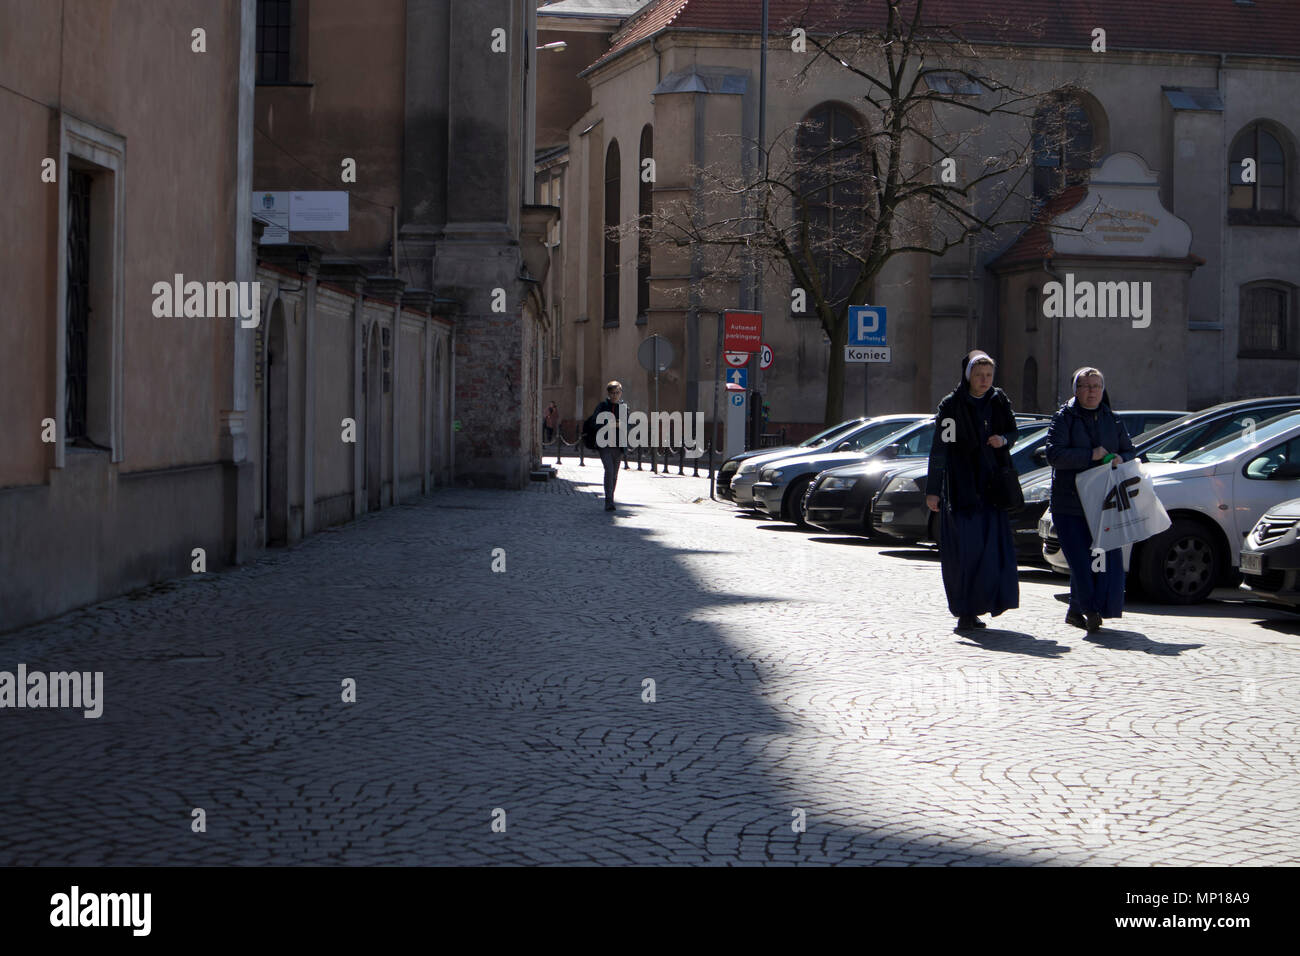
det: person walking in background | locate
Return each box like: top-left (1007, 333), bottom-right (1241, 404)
top-left (925, 350), bottom-right (1021, 632)
top-left (585, 381), bottom-right (627, 512)
top-left (1045, 367), bottom-right (1137, 632)
top-left (543, 401), bottom-right (558, 443)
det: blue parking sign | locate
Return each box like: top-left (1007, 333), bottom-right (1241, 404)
top-left (848, 306), bottom-right (887, 347)
top-left (725, 367), bottom-right (748, 389)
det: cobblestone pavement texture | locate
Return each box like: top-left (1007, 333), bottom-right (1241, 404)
top-left (2, 458), bottom-right (1299, 865)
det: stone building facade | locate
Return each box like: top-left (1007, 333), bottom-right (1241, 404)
top-left (1, 0), bottom-right (549, 631)
top-left (1, 0), bottom-right (257, 630)
top-left (537, 0), bottom-right (1300, 445)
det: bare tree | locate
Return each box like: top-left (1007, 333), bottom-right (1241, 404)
top-left (638, 0), bottom-right (1095, 426)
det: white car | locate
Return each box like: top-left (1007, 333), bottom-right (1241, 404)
top-left (1040, 411), bottom-right (1300, 603)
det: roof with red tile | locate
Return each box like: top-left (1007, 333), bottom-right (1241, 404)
top-left (991, 184), bottom-right (1089, 268)
top-left (583, 0), bottom-right (1300, 74)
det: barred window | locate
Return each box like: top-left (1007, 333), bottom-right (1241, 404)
top-left (1032, 95), bottom-right (1097, 202)
top-left (1239, 282), bottom-right (1293, 357)
top-left (65, 169), bottom-right (91, 442)
top-left (795, 102), bottom-right (870, 314)
top-left (257, 0), bottom-right (292, 83)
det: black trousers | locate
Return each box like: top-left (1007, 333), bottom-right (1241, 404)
top-left (599, 448), bottom-right (622, 502)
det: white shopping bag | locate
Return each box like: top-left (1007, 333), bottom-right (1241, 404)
top-left (1074, 458), bottom-right (1171, 552)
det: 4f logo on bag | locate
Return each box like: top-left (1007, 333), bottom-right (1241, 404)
top-left (1102, 476), bottom-right (1142, 512)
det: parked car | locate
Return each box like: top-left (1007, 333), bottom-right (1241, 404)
top-left (1041, 410), bottom-right (1300, 604)
top-left (1239, 497), bottom-right (1300, 606)
top-left (1113, 397), bottom-right (1300, 458)
top-left (751, 416), bottom-right (934, 526)
top-left (802, 415), bottom-right (1051, 535)
top-left (732, 414), bottom-right (926, 508)
top-left (714, 417), bottom-right (867, 499)
top-left (1036, 397), bottom-right (1300, 574)
top-left (1112, 409), bottom-right (1184, 439)
top-left (870, 423), bottom-right (1054, 550)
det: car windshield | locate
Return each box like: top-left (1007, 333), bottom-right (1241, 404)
top-left (838, 419), bottom-right (922, 452)
top-left (1009, 427), bottom-right (1050, 468)
top-left (1144, 409), bottom-right (1300, 462)
top-left (852, 420), bottom-right (931, 457)
top-left (1179, 414), bottom-right (1300, 465)
top-left (1133, 411), bottom-right (1199, 447)
top-left (800, 420), bottom-right (860, 447)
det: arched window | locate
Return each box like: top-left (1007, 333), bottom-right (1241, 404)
top-left (1025, 285), bottom-right (1039, 332)
top-left (796, 102), bottom-right (870, 311)
top-left (1239, 281), bottom-right (1296, 358)
top-left (1230, 123), bottom-right (1286, 214)
top-left (1022, 356), bottom-right (1039, 413)
top-left (637, 125), bottom-right (653, 324)
top-left (1033, 93), bottom-right (1098, 201)
top-left (603, 139), bottom-right (620, 326)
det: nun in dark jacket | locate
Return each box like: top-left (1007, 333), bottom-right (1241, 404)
top-left (1045, 366), bottom-right (1137, 632)
top-left (924, 350), bottom-right (1021, 631)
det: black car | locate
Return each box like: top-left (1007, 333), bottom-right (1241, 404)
top-left (714, 417), bottom-right (866, 499)
top-left (1240, 497), bottom-right (1300, 606)
top-left (870, 422), bottom-right (1054, 556)
top-left (804, 415), bottom-right (1052, 535)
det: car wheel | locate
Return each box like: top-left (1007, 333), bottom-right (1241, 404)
top-left (1137, 518), bottom-right (1220, 604)
top-left (786, 476), bottom-right (813, 526)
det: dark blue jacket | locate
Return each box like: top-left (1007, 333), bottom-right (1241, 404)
top-left (1045, 397), bottom-right (1137, 516)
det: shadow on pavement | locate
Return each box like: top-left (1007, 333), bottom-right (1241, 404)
top-left (0, 467), bottom-right (1035, 867)
top-left (954, 629), bottom-right (1072, 657)
top-left (1082, 630), bottom-right (1204, 655)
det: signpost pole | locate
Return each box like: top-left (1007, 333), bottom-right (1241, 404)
top-left (653, 335), bottom-right (660, 473)
top-left (710, 316), bottom-right (721, 496)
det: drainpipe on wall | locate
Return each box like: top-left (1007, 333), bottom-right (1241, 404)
top-left (1043, 257), bottom-right (1065, 406)
top-left (1218, 52), bottom-right (1232, 400)
top-left (449, 324), bottom-right (457, 484)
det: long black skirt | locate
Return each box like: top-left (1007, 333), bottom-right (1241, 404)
top-left (938, 504), bottom-right (1019, 618)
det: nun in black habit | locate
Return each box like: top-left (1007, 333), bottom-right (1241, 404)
top-left (924, 350), bottom-right (1021, 631)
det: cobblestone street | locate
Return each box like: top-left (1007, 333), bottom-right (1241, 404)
top-left (2, 460), bottom-right (1298, 866)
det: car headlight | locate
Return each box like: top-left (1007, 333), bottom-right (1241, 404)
top-left (737, 463), bottom-right (756, 475)
top-left (882, 475), bottom-right (921, 495)
top-left (821, 476), bottom-right (857, 491)
top-left (1023, 481), bottom-right (1050, 503)
top-left (760, 469), bottom-right (782, 482)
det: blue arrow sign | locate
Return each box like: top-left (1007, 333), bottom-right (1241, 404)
top-left (727, 367), bottom-right (748, 389)
top-left (848, 306), bottom-right (887, 347)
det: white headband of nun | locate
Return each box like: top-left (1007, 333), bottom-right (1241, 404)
top-left (964, 352), bottom-right (994, 382)
top-left (1072, 367), bottom-right (1104, 390)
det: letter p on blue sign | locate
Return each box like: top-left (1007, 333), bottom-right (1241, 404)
top-left (849, 306), bottom-right (887, 347)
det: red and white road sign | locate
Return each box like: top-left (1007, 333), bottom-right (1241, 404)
top-left (759, 343), bottom-right (774, 369)
top-left (724, 351), bottom-right (750, 368)
top-left (723, 310), bottom-right (763, 352)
